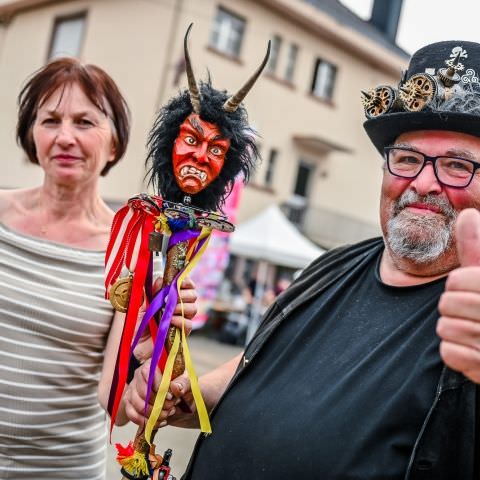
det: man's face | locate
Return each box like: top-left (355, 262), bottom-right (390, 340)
top-left (172, 113), bottom-right (230, 195)
top-left (380, 130), bottom-right (480, 264)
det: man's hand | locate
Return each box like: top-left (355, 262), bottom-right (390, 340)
top-left (124, 351), bottom-right (243, 429)
top-left (437, 208), bottom-right (480, 383)
top-left (124, 360), bottom-right (198, 428)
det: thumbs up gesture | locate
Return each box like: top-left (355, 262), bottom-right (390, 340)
top-left (437, 208), bottom-right (480, 383)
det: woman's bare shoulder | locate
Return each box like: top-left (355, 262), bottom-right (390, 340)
top-left (0, 190), bottom-right (15, 221)
top-left (0, 188), bottom-right (36, 222)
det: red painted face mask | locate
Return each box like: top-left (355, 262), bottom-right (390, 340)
top-left (172, 113), bottom-right (230, 195)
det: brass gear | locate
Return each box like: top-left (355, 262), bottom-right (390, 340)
top-left (362, 86), bottom-right (396, 118)
top-left (438, 66), bottom-right (462, 87)
top-left (399, 74), bottom-right (437, 111)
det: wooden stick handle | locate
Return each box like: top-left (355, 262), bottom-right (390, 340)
top-left (128, 240), bottom-right (188, 460)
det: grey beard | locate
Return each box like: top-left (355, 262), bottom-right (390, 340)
top-left (386, 190), bottom-right (457, 263)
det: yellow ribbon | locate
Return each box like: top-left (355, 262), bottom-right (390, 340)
top-left (177, 228), bottom-right (212, 434)
top-left (145, 328), bottom-right (180, 443)
top-left (145, 227), bottom-right (212, 443)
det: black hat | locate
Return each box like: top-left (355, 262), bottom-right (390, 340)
top-left (363, 41), bottom-right (480, 154)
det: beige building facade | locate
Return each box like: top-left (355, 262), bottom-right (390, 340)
top-left (0, 0), bottom-right (408, 247)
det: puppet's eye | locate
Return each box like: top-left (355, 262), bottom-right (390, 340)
top-left (210, 146), bottom-right (223, 155)
top-left (185, 136), bottom-right (196, 145)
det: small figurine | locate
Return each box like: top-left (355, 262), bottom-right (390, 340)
top-left (105, 24), bottom-right (269, 480)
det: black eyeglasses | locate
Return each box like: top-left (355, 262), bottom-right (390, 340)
top-left (384, 146), bottom-right (480, 188)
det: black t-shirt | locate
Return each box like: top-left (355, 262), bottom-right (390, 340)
top-left (187, 251), bottom-right (446, 480)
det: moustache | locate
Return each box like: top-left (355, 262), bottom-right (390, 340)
top-left (393, 191), bottom-right (456, 219)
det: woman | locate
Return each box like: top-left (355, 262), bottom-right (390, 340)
top-left (0, 58), bottom-right (196, 479)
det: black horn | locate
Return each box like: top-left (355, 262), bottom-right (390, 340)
top-left (184, 23), bottom-right (201, 114)
top-left (223, 40), bottom-right (271, 113)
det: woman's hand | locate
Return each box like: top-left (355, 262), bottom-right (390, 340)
top-left (133, 276), bottom-right (198, 362)
top-left (123, 361), bottom-right (197, 428)
top-left (99, 275), bottom-right (199, 425)
top-left (124, 359), bottom-right (176, 427)
top-left (170, 275), bottom-right (197, 331)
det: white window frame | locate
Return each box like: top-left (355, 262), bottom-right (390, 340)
top-left (47, 12), bottom-right (87, 60)
top-left (284, 43), bottom-right (298, 83)
top-left (209, 7), bottom-right (246, 58)
top-left (264, 148), bottom-right (278, 187)
top-left (311, 58), bottom-right (337, 101)
top-left (266, 35), bottom-right (282, 74)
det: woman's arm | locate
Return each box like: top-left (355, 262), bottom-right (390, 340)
top-left (98, 310), bottom-right (131, 425)
top-left (98, 277), bottom-right (197, 425)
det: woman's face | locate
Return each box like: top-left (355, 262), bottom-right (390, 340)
top-left (32, 83), bottom-right (116, 186)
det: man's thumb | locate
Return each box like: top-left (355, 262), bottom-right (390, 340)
top-left (455, 208), bottom-right (480, 267)
top-left (171, 374), bottom-right (190, 397)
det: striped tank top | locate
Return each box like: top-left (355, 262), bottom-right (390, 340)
top-left (0, 223), bottom-right (114, 479)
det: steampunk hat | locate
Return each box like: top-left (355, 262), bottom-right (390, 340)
top-left (363, 40), bottom-right (480, 154)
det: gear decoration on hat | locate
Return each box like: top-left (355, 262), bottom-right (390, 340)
top-left (361, 44), bottom-right (480, 118)
top-left (399, 73), bottom-right (437, 111)
top-left (361, 86), bottom-right (397, 118)
top-left (363, 41), bottom-right (480, 154)
top-left (438, 50), bottom-right (464, 87)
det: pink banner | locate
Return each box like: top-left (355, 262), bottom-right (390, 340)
top-left (190, 179), bottom-right (244, 328)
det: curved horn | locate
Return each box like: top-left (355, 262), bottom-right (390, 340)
top-left (223, 40), bottom-right (271, 113)
top-left (184, 23), bottom-right (201, 113)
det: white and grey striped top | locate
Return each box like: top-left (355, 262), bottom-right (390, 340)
top-left (0, 223), bottom-right (114, 479)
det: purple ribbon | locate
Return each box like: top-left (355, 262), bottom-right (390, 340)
top-left (169, 229), bottom-right (198, 247)
top-left (144, 275), bottom-right (181, 410)
top-left (130, 228), bottom-right (202, 410)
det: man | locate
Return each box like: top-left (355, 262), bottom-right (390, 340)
top-left (127, 40), bottom-right (480, 479)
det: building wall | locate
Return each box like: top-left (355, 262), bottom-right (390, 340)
top-left (0, 0), bottom-right (183, 198)
top-left (0, 0), bottom-right (407, 246)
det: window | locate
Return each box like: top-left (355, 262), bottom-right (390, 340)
top-left (209, 7), bottom-right (246, 58)
top-left (293, 161), bottom-right (314, 198)
top-left (266, 35), bottom-right (282, 74)
top-left (284, 43), bottom-right (298, 83)
top-left (48, 12), bottom-right (86, 60)
top-left (311, 58), bottom-right (337, 101)
top-left (264, 149), bottom-right (278, 187)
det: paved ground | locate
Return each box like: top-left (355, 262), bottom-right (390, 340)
top-left (106, 333), bottom-right (242, 479)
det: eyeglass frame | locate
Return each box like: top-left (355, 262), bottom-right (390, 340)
top-left (383, 146), bottom-right (480, 189)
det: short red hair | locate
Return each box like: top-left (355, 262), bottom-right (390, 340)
top-left (17, 57), bottom-right (130, 176)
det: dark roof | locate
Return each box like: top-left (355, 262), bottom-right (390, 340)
top-left (304, 0), bottom-right (409, 59)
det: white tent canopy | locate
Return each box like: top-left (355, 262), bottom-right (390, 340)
top-left (229, 204), bottom-right (324, 269)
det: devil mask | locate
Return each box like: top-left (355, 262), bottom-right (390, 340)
top-left (146, 24), bottom-right (270, 211)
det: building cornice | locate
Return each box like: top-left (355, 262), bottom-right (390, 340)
top-left (0, 0), bottom-right (73, 23)
top-left (0, 0), bottom-right (408, 77)
top-left (256, 0), bottom-right (407, 76)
